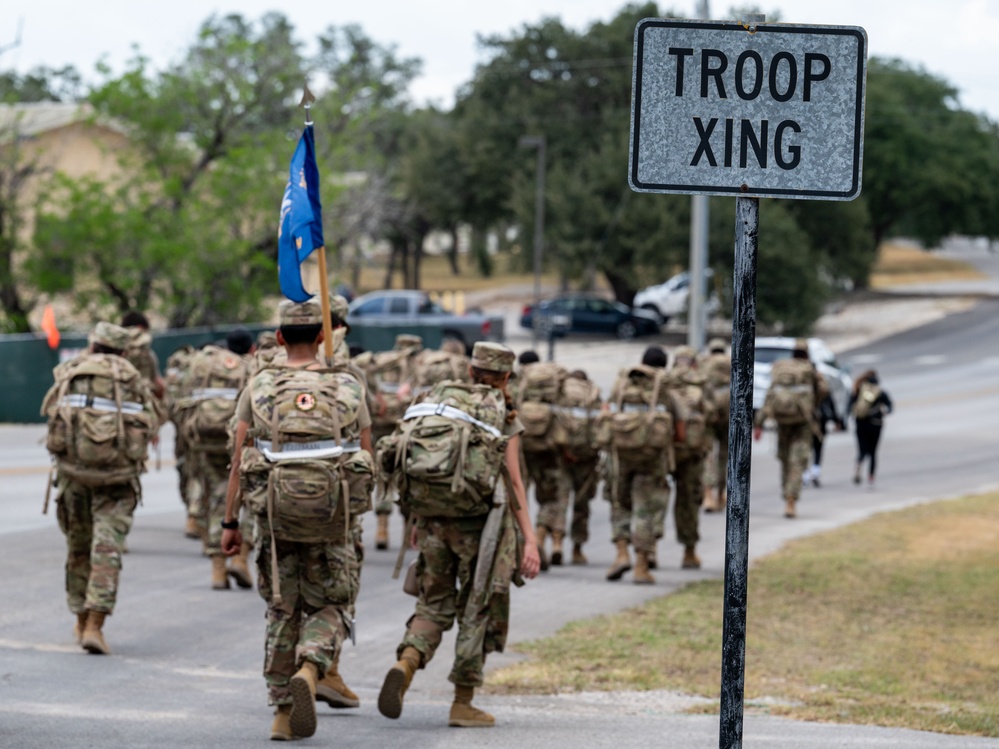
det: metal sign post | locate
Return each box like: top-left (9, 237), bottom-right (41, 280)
top-left (627, 14), bottom-right (867, 749)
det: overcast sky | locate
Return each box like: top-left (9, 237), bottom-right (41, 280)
top-left (1, 1), bottom-right (997, 122)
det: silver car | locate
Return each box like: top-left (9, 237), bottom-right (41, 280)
top-left (753, 336), bottom-right (853, 423)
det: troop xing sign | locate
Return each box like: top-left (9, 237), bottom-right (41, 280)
top-left (629, 19), bottom-right (867, 200)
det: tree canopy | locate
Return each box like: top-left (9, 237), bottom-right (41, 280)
top-left (0, 5), bottom-right (996, 334)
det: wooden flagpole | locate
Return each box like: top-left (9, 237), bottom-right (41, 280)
top-left (302, 84), bottom-right (335, 366)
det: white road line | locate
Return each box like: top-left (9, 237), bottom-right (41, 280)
top-left (847, 354), bottom-right (882, 364)
top-left (913, 355), bottom-right (947, 366)
top-left (0, 701), bottom-right (188, 721)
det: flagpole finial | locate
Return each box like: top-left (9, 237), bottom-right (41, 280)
top-left (300, 83), bottom-right (316, 126)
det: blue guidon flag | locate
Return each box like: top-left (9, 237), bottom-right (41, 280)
top-left (277, 124), bottom-right (324, 302)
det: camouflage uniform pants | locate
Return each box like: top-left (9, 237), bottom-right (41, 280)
top-left (609, 457), bottom-right (668, 554)
top-left (256, 532), bottom-right (355, 706)
top-left (777, 423), bottom-right (812, 501)
top-left (672, 453), bottom-right (704, 548)
top-left (398, 515), bottom-right (499, 687)
top-left (556, 454), bottom-right (600, 544)
top-left (373, 425), bottom-right (396, 515)
top-left (702, 420), bottom-right (729, 498)
top-left (525, 449), bottom-right (562, 531)
top-left (173, 429), bottom-right (191, 507)
top-left (55, 476), bottom-right (139, 615)
top-left (185, 451), bottom-right (208, 539)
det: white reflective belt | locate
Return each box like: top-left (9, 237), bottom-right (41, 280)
top-left (403, 402), bottom-right (502, 438)
top-left (609, 403), bottom-right (668, 414)
top-left (777, 384), bottom-right (812, 393)
top-left (58, 394), bottom-right (144, 415)
top-left (552, 406), bottom-right (600, 419)
top-left (255, 439), bottom-right (361, 462)
top-left (191, 387), bottom-right (240, 401)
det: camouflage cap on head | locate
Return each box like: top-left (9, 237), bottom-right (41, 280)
top-left (708, 337), bottom-right (727, 353)
top-left (330, 294), bottom-right (350, 321)
top-left (257, 330), bottom-right (278, 348)
top-left (278, 298), bottom-right (323, 326)
top-left (794, 337), bottom-right (809, 353)
top-left (395, 334), bottom-right (423, 351)
top-left (673, 345), bottom-right (697, 362)
top-left (89, 321), bottom-right (132, 351)
top-left (470, 342), bottom-right (515, 373)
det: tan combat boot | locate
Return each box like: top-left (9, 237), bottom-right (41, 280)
top-left (571, 542), bottom-right (587, 566)
top-left (375, 514), bottom-right (390, 550)
top-left (81, 610), bottom-right (111, 655)
top-left (682, 545), bottom-right (701, 569)
top-left (448, 684), bottom-right (495, 728)
top-left (288, 660), bottom-right (319, 738)
top-left (632, 551), bottom-right (655, 585)
top-left (605, 539), bottom-right (632, 581)
top-left (73, 611), bottom-right (88, 645)
top-left (316, 658), bottom-right (360, 709)
top-left (210, 555), bottom-right (230, 590)
top-left (550, 531), bottom-right (565, 566)
top-left (535, 526), bottom-right (549, 572)
top-left (378, 646), bottom-right (421, 719)
top-left (784, 495), bottom-right (797, 519)
top-left (702, 486), bottom-right (718, 512)
top-left (717, 489), bottom-right (727, 512)
top-left (228, 542), bottom-right (253, 589)
top-left (184, 515), bottom-right (201, 539)
top-left (270, 704), bottom-right (293, 741)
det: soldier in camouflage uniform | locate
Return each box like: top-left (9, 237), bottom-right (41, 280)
top-left (377, 342), bottom-right (540, 728)
top-left (700, 338), bottom-right (731, 513)
top-left (121, 310), bottom-right (165, 400)
top-left (665, 346), bottom-right (712, 569)
top-left (41, 322), bottom-right (162, 655)
top-left (605, 346), bottom-right (686, 585)
top-left (164, 344), bottom-right (200, 538)
top-left (221, 298), bottom-right (374, 741)
top-left (754, 339), bottom-right (828, 518)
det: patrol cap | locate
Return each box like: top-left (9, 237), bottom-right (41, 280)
top-left (673, 345), bottom-right (697, 362)
top-left (278, 298), bottom-right (323, 326)
top-left (395, 334), bottom-right (423, 351)
top-left (330, 294), bottom-right (350, 321)
top-left (89, 321), bottom-right (131, 352)
top-left (256, 330), bottom-right (278, 348)
top-left (470, 342), bottom-right (515, 373)
top-left (794, 337), bottom-right (809, 354)
top-left (708, 337), bottom-right (727, 353)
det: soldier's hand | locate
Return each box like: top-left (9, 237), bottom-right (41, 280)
top-left (520, 543), bottom-right (541, 580)
top-left (221, 528), bottom-right (242, 556)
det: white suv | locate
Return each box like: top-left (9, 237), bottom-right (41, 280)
top-left (633, 270), bottom-right (718, 324)
top-left (753, 337), bottom-right (853, 424)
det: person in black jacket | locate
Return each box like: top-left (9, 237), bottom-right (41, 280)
top-left (848, 370), bottom-right (893, 486)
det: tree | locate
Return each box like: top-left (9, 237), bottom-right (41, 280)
top-left (28, 13), bottom-right (306, 326)
top-left (862, 58), bottom-right (999, 254)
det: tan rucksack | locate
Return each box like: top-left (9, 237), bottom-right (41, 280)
top-left (363, 348), bottom-right (419, 430)
top-left (413, 350), bottom-right (470, 394)
top-left (766, 359), bottom-right (815, 426)
top-left (380, 381), bottom-right (508, 518)
top-left (237, 366), bottom-right (364, 544)
top-left (596, 365), bottom-right (674, 465)
top-left (851, 381), bottom-right (882, 420)
top-left (516, 362), bottom-right (568, 453)
top-left (670, 367), bottom-right (709, 459)
top-left (177, 345), bottom-right (251, 451)
top-left (124, 328), bottom-right (159, 385)
top-left (703, 352), bottom-right (731, 426)
top-left (42, 354), bottom-right (157, 485)
top-left (551, 376), bottom-right (602, 455)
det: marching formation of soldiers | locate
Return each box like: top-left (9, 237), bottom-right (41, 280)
top-left (42, 299), bottom-right (735, 740)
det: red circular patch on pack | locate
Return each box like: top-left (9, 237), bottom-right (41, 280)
top-left (295, 393), bottom-right (317, 411)
top-left (223, 355), bottom-right (240, 369)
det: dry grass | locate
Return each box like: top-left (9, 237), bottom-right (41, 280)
top-left (869, 243), bottom-right (985, 288)
top-left (489, 493), bottom-right (999, 737)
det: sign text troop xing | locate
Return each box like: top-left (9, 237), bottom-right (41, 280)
top-left (629, 19), bottom-right (868, 200)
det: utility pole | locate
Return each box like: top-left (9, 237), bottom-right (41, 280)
top-left (688, 0), bottom-right (711, 353)
top-left (519, 135), bottom-right (546, 352)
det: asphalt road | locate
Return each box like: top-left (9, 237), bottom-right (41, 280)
top-left (2, 287), bottom-right (998, 747)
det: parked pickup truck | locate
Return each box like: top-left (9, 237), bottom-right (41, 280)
top-left (345, 290), bottom-right (505, 353)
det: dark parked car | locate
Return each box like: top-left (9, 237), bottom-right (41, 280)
top-left (520, 294), bottom-right (661, 340)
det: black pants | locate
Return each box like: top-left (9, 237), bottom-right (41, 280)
top-left (855, 421), bottom-right (883, 477)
